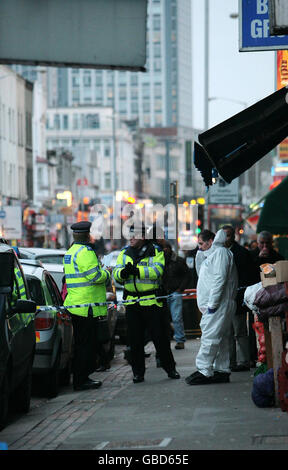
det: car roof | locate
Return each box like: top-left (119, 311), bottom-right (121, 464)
top-left (42, 263), bottom-right (64, 272)
top-left (19, 247), bottom-right (66, 256)
top-left (21, 261), bottom-right (46, 280)
top-left (0, 242), bottom-right (15, 255)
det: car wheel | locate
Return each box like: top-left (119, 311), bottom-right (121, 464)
top-left (12, 358), bottom-right (33, 414)
top-left (46, 348), bottom-right (61, 398)
top-left (0, 373), bottom-right (9, 431)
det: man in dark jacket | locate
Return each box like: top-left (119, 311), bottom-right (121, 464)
top-left (250, 231), bottom-right (284, 281)
top-left (223, 225), bottom-right (259, 371)
top-left (163, 242), bottom-right (191, 349)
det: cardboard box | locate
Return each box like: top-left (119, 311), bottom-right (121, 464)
top-left (260, 260), bottom-right (288, 287)
top-left (260, 271), bottom-right (277, 287)
top-left (275, 260), bottom-right (288, 282)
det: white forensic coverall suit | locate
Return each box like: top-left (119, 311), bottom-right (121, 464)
top-left (196, 229), bottom-right (238, 377)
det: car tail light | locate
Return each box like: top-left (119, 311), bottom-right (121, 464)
top-left (35, 312), bottom-right (55, 330)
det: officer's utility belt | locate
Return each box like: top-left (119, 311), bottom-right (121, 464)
top-left (123, 288), bottom-right (160, 299)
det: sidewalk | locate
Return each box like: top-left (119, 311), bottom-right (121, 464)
top-left (1, 338), bottom-right (288, 451)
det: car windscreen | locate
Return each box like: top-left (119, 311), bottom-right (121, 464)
top-left (37, 255), bottom-right (64, 264)
top-left (26, 277), bottom-right (45, 305)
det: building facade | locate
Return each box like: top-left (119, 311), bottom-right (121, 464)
top-left (0, 65), bottom-right (33, 206)
top-left (45, 106), bottom-right (137, 207)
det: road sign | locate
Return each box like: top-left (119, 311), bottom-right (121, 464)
top-left (240, 0), bottom-right (288, 51)
top-left (208, 178), bottom-right (240, 204)
top-left (0, 206), bottom-right (22, 239)
top-left (0, 210), bottom-right (6, 219)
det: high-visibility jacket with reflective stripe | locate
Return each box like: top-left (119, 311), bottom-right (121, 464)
top-left (63, 243), bottom-right (110, 317)
top-left (13, 267), bottom-right (27, 304)
top-left (113, 244), bottom-right (165, 307)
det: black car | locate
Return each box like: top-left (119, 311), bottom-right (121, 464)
top-left (0, 243), bottom-right (37, 430)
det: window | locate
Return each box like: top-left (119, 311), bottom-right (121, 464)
top-left (86, 114), bottom-right (99, 129)
top-left (153, 15), bottom-right (161, 30)
top-left (104, 172), bottom-right (111, 189)
top-left (104, 141), bottom-right (111, 157)
top-left (54, 114), bottom-right (60, 130)
top-left (156, 155), bottom-right (165, 170)
top-left (83, 72), bottom-right (91, 87)
top-left (73, 114), bottom-right (79, 130)
top-left (63, 115), bottom-right (68, 130)
top-left (26, 277), bottom-right (45, 305)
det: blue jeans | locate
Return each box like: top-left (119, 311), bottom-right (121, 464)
top-left (167, 292), bottom-right (185, 343)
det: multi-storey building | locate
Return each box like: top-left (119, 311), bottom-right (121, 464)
top-left (0, 65), bottom-right (33, 206)
top-left (45, 106), bottom-right (136, 207)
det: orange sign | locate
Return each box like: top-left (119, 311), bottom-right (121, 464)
top-left (277, 51), bottom-right (288, 161)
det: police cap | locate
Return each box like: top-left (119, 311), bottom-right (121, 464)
top-left (70, 221), bottom-right (91, 233)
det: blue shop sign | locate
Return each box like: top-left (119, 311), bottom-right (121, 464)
top-left (240, 0), bottom-right (288, 51)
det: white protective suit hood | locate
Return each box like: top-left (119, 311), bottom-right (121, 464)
top-left (196, 229), bottom-right (227, 273)
top-left (197, 228), bottom-right (237, 312)
top-left (204, 229), bottom-right (227, 256)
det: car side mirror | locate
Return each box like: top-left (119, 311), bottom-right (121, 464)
top-left (0, 252), bottom-right (14, 294)
top-left (12, 299), bottom-right (37, 314)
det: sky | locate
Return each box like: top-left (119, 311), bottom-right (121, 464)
top-left (191, 0), bottom-right (276, 131)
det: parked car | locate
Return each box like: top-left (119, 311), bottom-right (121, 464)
top-left (102, 250), bottom-right (127, 344)
top-left (20, 259), bottom-right (73, 398)
top-left (0, 243), bottom-right (37, 430)
top-left (18, 247), bottom-right (66, 265)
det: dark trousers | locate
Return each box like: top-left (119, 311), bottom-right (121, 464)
top-left (126, 303), bottom-right (176, 377)
top-left (71, 313), bottom-right (98, 387)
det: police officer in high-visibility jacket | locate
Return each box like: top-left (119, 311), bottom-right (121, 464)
top-left (113, 223), bottom-right (180, 384)
top-left (63, 221), bottom-right (111, 391)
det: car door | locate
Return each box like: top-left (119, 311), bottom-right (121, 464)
top-left (45, 273), bottom-right (72, 367)
top-left (8, 257), bottom-right (35, 389)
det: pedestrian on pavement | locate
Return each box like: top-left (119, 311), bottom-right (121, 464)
top-left (249, 230), bottom-right (285, 366)
top-left (162, 241), bottom-right (191, 350)
top-left (63, 221), bottom-right (111, 391)
top-left (250, 230), bottom-right (285, 280)
top-left (222, 225), bottom-right (259, 372)
top-left (113, 223), bottom-right (180, 383)
top-left (185, 229), bottom-right (238, 385)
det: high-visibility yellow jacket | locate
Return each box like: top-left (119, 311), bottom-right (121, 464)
top-left (113, 242), bottom-right (165, 307)
top-left (63, 243), bottom-right (110, 317)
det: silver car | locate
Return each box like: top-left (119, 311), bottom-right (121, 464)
top-left (18, 247), bottom-right (66, 265)
top-left (21, 260), bottom-right (73, 398)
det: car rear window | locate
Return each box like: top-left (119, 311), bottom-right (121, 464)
top-left (26, 277), bottom-right (45, 305)
top-left (37, 255), bottom-right (64, 264)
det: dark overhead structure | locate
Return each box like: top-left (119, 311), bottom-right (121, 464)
top-left (194, 86), bottom-right (288, 186)
top-left (0, 0), bottom-right (148, 71)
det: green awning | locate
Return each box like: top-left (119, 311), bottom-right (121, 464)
top-left (257, 175), bottom-right (288, 234)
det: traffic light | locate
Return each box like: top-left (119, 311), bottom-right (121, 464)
top-left (195, 205), bottom-right (204, 234)
top-left (194, 86), bottom-right (288, 185)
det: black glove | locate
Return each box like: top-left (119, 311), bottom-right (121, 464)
top-left (120, 262), bottom-right (135, 279)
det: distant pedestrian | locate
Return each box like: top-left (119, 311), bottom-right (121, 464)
top-left (185, 229), bottom-right (238, 385)
top-left (250, 231), bottom-right (284, 280)
top-left (222, 225), bottom-right (258, 372)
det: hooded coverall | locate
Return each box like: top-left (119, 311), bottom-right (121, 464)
top-left (196, 229), bottom-right (238, 377)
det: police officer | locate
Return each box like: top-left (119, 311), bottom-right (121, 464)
top-left (63, 221), bottom-right (111, 391)
top-left (113, 223), bottom-right (180, 383)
